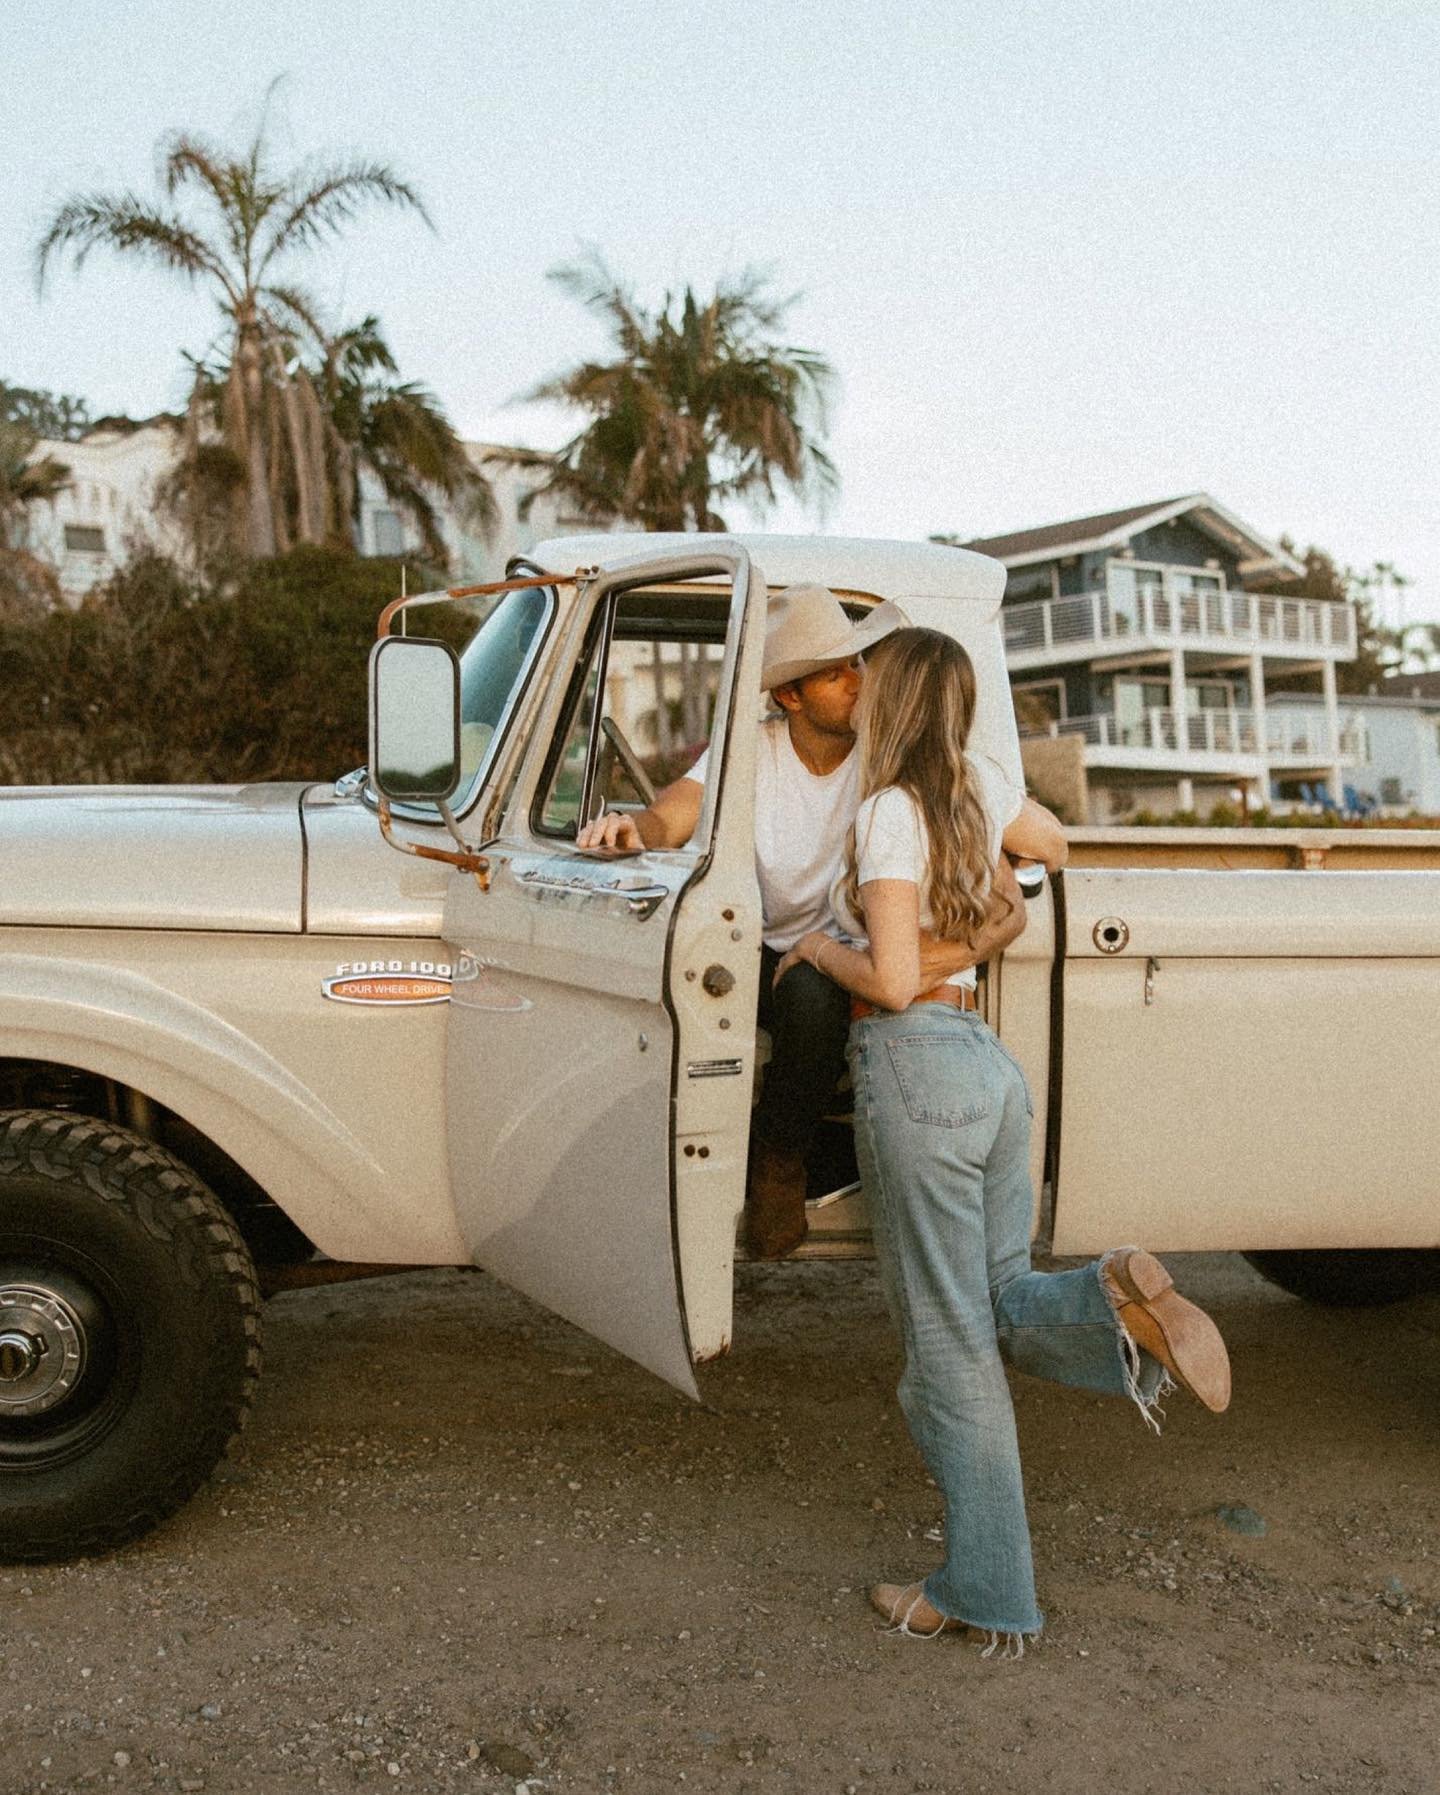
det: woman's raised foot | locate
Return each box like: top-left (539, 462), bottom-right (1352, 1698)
top-left (1102, 1248), bottom-right (1231, 1413)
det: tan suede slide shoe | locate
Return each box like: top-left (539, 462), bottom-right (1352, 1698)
top-left (870, 1582), bottom-right (968, 1637)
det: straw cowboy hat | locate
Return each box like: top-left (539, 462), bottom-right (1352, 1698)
top-left (760, 586), bottom-right (909, 690)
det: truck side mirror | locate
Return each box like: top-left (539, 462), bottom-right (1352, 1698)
top-left (368, 637), bottom-right (462, 804)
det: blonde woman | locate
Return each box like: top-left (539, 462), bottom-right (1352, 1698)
top-left (778, 628), bottom-right (1230, 1655)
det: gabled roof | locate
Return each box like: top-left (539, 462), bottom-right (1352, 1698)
top-left (962, 493), bottom-right (1303, 579)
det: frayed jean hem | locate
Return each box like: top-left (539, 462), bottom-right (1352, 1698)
top-left (1097, 1246), bottom-right (1177, 1435)
top-left (920, 1576), bottom-right (1045, 1647)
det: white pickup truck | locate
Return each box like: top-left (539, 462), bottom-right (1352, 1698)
top-left (2, 534), bottom-right (1437, 1563)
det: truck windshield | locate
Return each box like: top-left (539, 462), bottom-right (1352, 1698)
top-left (382, 582), bottom-right (552, 818)
top-left (454, 583), bottom-right (552, 804)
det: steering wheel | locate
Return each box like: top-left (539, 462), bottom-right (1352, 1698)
top-left (600, 717), bottom-right (657, 805)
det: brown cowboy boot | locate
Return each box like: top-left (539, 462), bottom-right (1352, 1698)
top-left (1102, 1249), bottom-right (1231, 1413)
top-left (745, 1136), bottom-right (808, 1259)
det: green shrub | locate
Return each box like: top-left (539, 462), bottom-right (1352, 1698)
top-left (0, 547), bottom-right (440, 784)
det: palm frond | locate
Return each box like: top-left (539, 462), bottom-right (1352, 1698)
top-left (261, 282), bottom-right (330, 346)
top-left (0, 421), bottom-right (72, 523)
top-left (259, 161), bottom-right (431, 272)
top-left (366, 465), bottom-right (449, 567)
top-left (546, 251), bottom-right (652, 359)
top-left (16, 452), bottom-right (73, 505)
top-left (160, 133), bottom-right (262, 269)
top-left (327, 314), bottom-right (398, 379)
top-left (159, 131), bottom-right (233, 201)
top-left (35, 195), bottom-right (235, 299)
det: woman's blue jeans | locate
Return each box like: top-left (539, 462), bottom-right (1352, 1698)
top-left (849, 1004), bottom-right (1167, 1639)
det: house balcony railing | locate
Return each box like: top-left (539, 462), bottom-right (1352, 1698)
top-left (1003, 573), bottom-right (1355, 664)
top-left (1021, 707), bottom-right (1369, 764)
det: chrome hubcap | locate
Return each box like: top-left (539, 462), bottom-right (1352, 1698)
top-left (0, 1285), bottom-right (87, 1417)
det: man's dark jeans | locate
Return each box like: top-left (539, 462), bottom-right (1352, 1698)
top-left (754, 945), bottom-right (852, 1157)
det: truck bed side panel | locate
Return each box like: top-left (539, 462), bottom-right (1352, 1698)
top-left (1052, 869), bottom-right (1440, 1252)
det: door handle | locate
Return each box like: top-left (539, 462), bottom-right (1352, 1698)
top-left (514, 866), bottom-right (669, 920)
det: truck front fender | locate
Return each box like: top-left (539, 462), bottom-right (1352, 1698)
top-left (0, 952), bottom-right (464, 1265)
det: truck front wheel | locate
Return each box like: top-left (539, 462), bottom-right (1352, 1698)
top-left (0, 1111), bottom-right (262, 1562)
top-left (1243, 1247), bottom-right (1440, 1307)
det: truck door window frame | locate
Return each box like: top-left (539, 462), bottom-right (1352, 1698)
top-left (531, 593), bottom-right (618, 840)
top-left (529, 583), bottom-right (736, 847)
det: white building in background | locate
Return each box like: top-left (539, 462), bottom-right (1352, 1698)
top-left (16, 420), bottom-right (190, 600)
top-left (358, 441), bottom-right (618, 579)
top-left (19, 424), bottom-right (615, 603)
top-left (1267, 687), bottom-right (1440, 815)
top-left (16, 420), bottom-right (698, 765)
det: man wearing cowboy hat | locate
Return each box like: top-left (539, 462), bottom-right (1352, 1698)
top-left (578, 585), bottom-right (1025, 1256)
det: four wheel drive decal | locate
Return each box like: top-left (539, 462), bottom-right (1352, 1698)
top-left (322, 957), bottom-right (458, 1005)
top-left (323, 972), bottom-right (453, 1005)
top-left (321, 957), bottom-right (532, 1012)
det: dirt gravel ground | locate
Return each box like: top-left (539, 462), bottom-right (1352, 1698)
top-left (3, 1252), bottom-right (1437, 1795)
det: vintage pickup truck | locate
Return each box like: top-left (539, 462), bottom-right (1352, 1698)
top-left (2, 533), bottom-right (1437, 1563)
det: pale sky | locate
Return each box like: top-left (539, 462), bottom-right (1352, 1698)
top-left (3, 0), bottom-right (1436, 626)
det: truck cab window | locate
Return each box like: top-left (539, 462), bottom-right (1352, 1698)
top-left (537, 627), bottom-right (609, 836)
top-left (534, 587), bottom-right (728, 840)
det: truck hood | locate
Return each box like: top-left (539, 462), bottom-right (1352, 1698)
top-left (0, 784), bottom-right (309, 932)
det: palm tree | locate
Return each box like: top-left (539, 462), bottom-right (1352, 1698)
top-left (514, 255), bottom-right (838, 532)
top-left (316, 316), bottom-right (496, 566)
top-left (162, 310), bottom-right (495, 570)
top-left (36, 109), bottom-right (432, 559)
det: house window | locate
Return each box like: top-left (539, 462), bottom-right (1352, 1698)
top-left (1012, 679), bottom-right (1065, 732)
top-left (1004, 565), bottom-right (1056, 605)
top-left (1172, 569), bottom-right (1225, 633)
top-left (1107, 562), bottom-right (1162, 632)
top-left (1114, 678), bottom-right (1171, 745)
top-left (64, 524), bottom-right (106, 554)
top-left (371, 509), bottom-right (405, 557)
top-left (1186, 679), bottom-right (1237, 712)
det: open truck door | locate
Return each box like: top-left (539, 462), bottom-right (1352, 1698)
top-left (423, 547), bottom-right (764, 1395)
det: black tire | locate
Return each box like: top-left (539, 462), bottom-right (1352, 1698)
top-left (0, 1110), bottom-right (262, 1562)
top-left (1243, 1247), bottom-right (1440, 1308)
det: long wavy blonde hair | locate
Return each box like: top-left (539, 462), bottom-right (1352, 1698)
top-left (841, 627), bottom-right (996, 943)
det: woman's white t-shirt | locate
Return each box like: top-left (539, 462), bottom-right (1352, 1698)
top-left (687, 715), bottom-right (861, 952)
top-left (827, 754), bottom-right (1023, 990)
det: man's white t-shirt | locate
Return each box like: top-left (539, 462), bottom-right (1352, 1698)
top-left (827, 755), bottom-right (1023, 991)
top-left (687, 715), bottom-right (860, 952)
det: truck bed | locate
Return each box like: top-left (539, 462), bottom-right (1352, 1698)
top-left (1064, 825), bottom-right (1440, 870)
